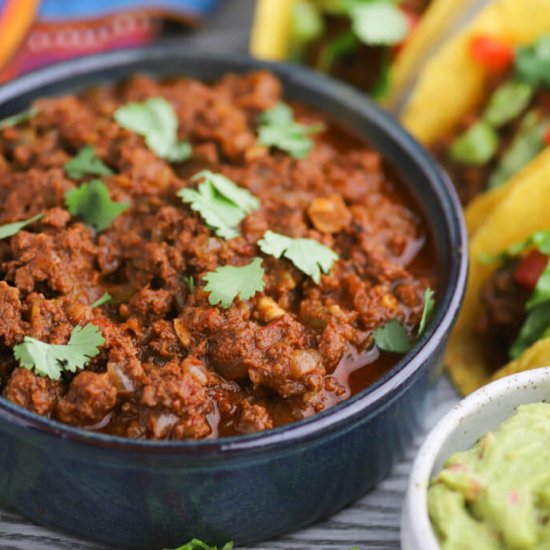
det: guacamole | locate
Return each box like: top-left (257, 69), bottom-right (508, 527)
top-left (428, 403), bottom-right (550, 549)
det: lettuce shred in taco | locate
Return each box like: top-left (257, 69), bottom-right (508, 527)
top-left (432, 34), bottom-right (550, 206)
top-left (446, 161), bottom-right (550, 395)
top-left (475, 234), bottom-right (550, 373)
top-left (251, 0), bottom-right (473, 100)
top-left (402, 0), bottom-right (550, 214)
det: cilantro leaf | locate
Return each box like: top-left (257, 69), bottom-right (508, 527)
top-left (14, 324), bottom-right (105, 380)
top-left (178, 171), bottom-right (260, 239)
top-left (0, 213), bottom-right (43, 240)
top-left (65, 179), bottom-right (129, 232)
top-left (65, 146), bottom-right (113, 179)
top-left (373, 319), bottom-right (411, 354)
top-left (193, 171), bottom-right (259, 213)
top-left (488, 110), bottom-right (548, 190)
top-left (257, 102), bottom-right (323, 159)
top-left (418, 287), bottom-right (435, 336)
top-left (258, 230), bottom-right (338, 284)
top-left (450, 121), bottom-right (499, 166)
top-left (510, 304), bottom-right (550, 359)
top-left (0, 107), bottom-right (38, 130)
top-left (114, 97), bottom-right (192, 162)
top-left (168, 540), bottom-right (233, 550)
top-left (349, 1), bottom-right (409, 46)
top-left (483, 80), bottom-right (534, 128)
top-left (516, 35), bottom-right (550, 88)
top-left (203, 258), bottom-right (265, 308)
top-left (91, 292), bottom-right (112, 308)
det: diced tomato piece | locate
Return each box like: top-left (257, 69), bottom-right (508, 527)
top-left (514, 250), bottom-right (548, 290)
top-left (470, 35), bottom-right (515, 73)
top-left (401, 7), bottom-right (420, 33)
top-left (544, 125), bottom-right (550, 146)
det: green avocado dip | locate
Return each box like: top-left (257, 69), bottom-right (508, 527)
top-left (428, 403), bottom-right (550, 550)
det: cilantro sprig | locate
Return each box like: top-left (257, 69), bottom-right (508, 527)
top-left (65, 146), bottom-right (113, 179)
top-left (418, 288), bottom-right (435, 336)
top-left (203, 258), bottom-right (265, 308)
top-left (168, 539), bottom-right (233, 550)
top-left (178, 171), bottom-right (260, 239)
top-left (257, 102), bottom-right (323, 159)
top-left (374, 287), bottom-right (435, 353)
top-left (65, 179), bottom-right (129, 232)
top-left (0, 107), bottom-right (38, 130)
top-left (374, 319), bottom-right (411, 354)
top-left (0, 213), bottom-right (43, 240)
top-left (258, 230), bottom-right (338, 283)
top-left (114, 97), bottom-right (192, 162)
top-left (14, 324), bottom-right (105, 380)
top-left (91, 292), bottom-right (112, 308)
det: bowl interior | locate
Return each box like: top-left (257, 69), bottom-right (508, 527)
top-left (0, 47), bottom-right (467, 451)
top-left (405, 366), bottom-right (550, 550)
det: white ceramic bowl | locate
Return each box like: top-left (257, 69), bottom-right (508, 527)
top-left (401, 366), bottom-right (550, 550)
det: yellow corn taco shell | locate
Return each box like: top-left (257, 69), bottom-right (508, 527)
top-left (446, 158), bottom-right (550, 395)
top-left (250, 0), bottom-right (480, 101)
top-left (387, 0), bottom-right (480, 107)
top-left (466, 148), bottom-right (550, 235)
top-left (250, 0), bottom-right (295, 61)
top-left (403, 0), bottom-right (550, 145)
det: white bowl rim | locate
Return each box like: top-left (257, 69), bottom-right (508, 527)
top-left (402, 366), bottom-right (550, 550)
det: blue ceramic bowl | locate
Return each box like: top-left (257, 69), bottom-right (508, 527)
top-left (0, 47), bottom-right (467, 549)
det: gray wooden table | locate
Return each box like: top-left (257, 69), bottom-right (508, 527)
top-left (0, 1), bottom-right (461, 548)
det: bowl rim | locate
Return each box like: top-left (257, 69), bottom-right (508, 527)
top-left (0, 46), bottom-right (468, 455)
top-left (402, 366), bottom-right (550, 550)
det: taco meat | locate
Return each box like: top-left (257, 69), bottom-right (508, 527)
top-left (475, 258), bottom-right (530, 370)
top-left (0, 71), bottom-right (436, 440)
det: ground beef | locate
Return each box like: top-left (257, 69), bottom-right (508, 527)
top-left (4, 367), bottom-right (62, 416)
top-left (0, 71), bottom-right (435, 439)
top-left (55, 372), bottom-right (117, 427)
top-left (475, 259), bottom-right (530, 369)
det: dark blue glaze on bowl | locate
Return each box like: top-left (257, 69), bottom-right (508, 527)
top-left (0, 47), bottom-right (467, 549)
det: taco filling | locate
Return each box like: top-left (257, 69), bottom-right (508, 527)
top-left (476, 232), bottom-right (550, 373)
top-left (433, 34), bottom-right (550, 206)
top-left (286, 0), bottom-right (431, 97)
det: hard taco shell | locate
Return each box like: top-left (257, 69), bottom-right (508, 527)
top-left (446, 158), bottom-right (550, 395)
top-left (250, 0), bottom-right (481, 101)
top-left (466, 148), bottom-right (550, 236)
top-left (402, 0), bottom-right (550, 145)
